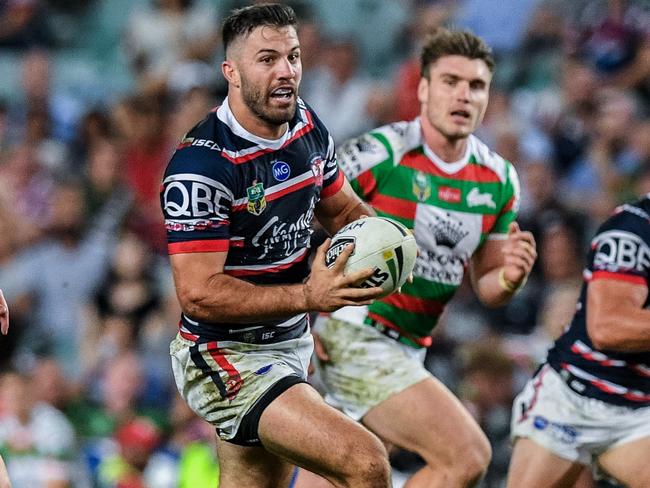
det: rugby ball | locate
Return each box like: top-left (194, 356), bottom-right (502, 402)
top-left (325, 217), bottom-right (417, 298)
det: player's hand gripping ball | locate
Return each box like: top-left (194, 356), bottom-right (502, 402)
top-left (325, 217), bottom-right (417, 298)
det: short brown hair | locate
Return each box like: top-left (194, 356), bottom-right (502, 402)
top-left (420, 28), bottom-right (495, 78)
top-left (222, 3), bottom-right (297, 55)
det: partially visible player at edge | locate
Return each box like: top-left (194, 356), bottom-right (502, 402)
top-left (508, 194), bottom-right (650, 488)
top-left (160, 4), bottom-right (392, 488)
top-left (0, 290), bottom-right (12, 488)
top-left (299, 28), bottom-right (537, 488)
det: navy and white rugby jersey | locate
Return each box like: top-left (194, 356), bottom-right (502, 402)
top-left (547, 194), bottom-right (650, 408)
top-left (160, 97), bottom-right (344, 342)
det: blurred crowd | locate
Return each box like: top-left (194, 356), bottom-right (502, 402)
top-left (0, 0), bottom-right (648, 486)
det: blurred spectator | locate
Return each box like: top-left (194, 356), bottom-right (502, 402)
top-left (509, 4), bottom-right (565, 91)
top-left (560, 87), bottom-right (641, 220)
top-left (537, 283), bottom-right (581, 341)
top-left (95, 232), bottom-right (161, 327)
top-left (530, 219), bottom-right (584, 342)
top-left (140, 395), bottom-right (219, 488)
top-left (517, 161), bottom-right (592, 272)
top-left (10, 49), bottom-right (80, 143)
top-left (0, 144), bottom-right (55, 244)
top-left (168, 87), bottom-right (217, 143)
top-left (295, 14), bottom-right (324, 101)
top-left (82, 137), bottom-right (125, 220)
top-left (124, 0), bottom-right (219, 94)
top-left (80, 232), bottom-right (164, 381)
top-left (391, 1), bottom-right (455, 121)
top-left (30, 357), bottom-right (73, 411)
top-left (572, 0), bottom-right (648, 74)
top-left (569, 0), bottom-right (650, 108)
top-left (69, 351), bottom-right (168, 485)
top-left (547, 58), bottom-right (599, 177)
top-left (459, 339), bottom-right (517, 488)
top-left (0, 101), bottom-right (8, 155)
top-left (454, 0), bottom-right (541, 57)
top-left (112, 94), bottom-right (172, 252)
top-left (304, 38), bottom-right (390, 143)
top-left (0, 180), bottom-right (131, 378)
top-left (308, 0), bottom-right (409, 76)
top-left (538, 219), bottom-right (584, 288)
top-left (71, 109), bottom-right (114, 169)
top-left (166, 59), bottom-right (219, 100)
top-left (97, 417), bottom-right (161, 488)
top-left (0, 370), bottom-right (79, 487)
top-left (23, 103), bottom-right (69, 172)
top-left (0, 0), bottom-right (51, 49)
top-left (74, 351), bottom-right (168, 438)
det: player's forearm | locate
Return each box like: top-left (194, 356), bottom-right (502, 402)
top-left (317, 200), bottom-right (375, 236)
top-left (588, 307), bottom-right (650, 352)
top-left (179, 273), bottom-right (309, 323)
top-left (473, 267), bottom-right (519, 308)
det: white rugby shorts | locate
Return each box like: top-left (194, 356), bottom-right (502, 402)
top-left (170, 330), bottom-right (313, 444)
top-left (317, 317), bottom-right (430, 421)
top-left (511, 364), bottom-right (650, 465)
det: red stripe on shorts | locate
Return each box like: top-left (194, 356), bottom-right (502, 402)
top-left (207, 342), bottom-right (244, 400)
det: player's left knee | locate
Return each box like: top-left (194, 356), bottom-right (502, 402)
top-left (452, 432), bottom-right (492, 486)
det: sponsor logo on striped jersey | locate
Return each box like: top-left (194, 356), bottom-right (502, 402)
top-left (592, 230), bottom-right (650, 273)
top-left (466, 187), bottom-right (496, 208)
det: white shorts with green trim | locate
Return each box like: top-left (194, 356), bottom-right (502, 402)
top-left (317, 317), bottom-right (430, 421)
top-left (511, 364), bottom-right (650, 466)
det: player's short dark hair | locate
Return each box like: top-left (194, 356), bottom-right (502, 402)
top-left (222, 3), bottom-right (298, 55)
top-left (420, 28), bottom-right (495, 78)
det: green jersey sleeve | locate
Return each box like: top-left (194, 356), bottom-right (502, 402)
top-left (490, 161), bottom-right (521, 236)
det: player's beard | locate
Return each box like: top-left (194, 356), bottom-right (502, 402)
top-left (241, 77), bottom-right (297, 126)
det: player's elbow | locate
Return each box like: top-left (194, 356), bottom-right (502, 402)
top-left (177, 287), bottom-right (211, 322)
top-left (587, 316), bottom-right (618, 350)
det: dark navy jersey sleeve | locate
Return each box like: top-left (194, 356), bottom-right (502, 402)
top-left (161, 129), bottom-right (235, 255)
top-left (302, 101), bottom-right (345, 199)
top-left (586, 202), bottom-right (650, 290)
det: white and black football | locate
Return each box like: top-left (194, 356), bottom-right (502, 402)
top-left (325, 217), bottom-right (418, 298)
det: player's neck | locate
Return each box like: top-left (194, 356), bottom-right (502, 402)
top-left (420, 116), bottom-right (469, 163)
top-left (227, 94), bottom-right (288, 140)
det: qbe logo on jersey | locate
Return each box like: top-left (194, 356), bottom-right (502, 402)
top-left (162, 174), bottom-right (232, 221)
top-left (272, 161), bottom-right (291, 182)
top-left (593, 230), bottom-right (650, 272)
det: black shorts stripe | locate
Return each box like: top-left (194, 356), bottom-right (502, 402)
top-left (190, 344), bottom-right (228, 400)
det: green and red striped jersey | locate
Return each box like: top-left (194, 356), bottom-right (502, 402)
top-left (331, 119), bottom-right (520, 347)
